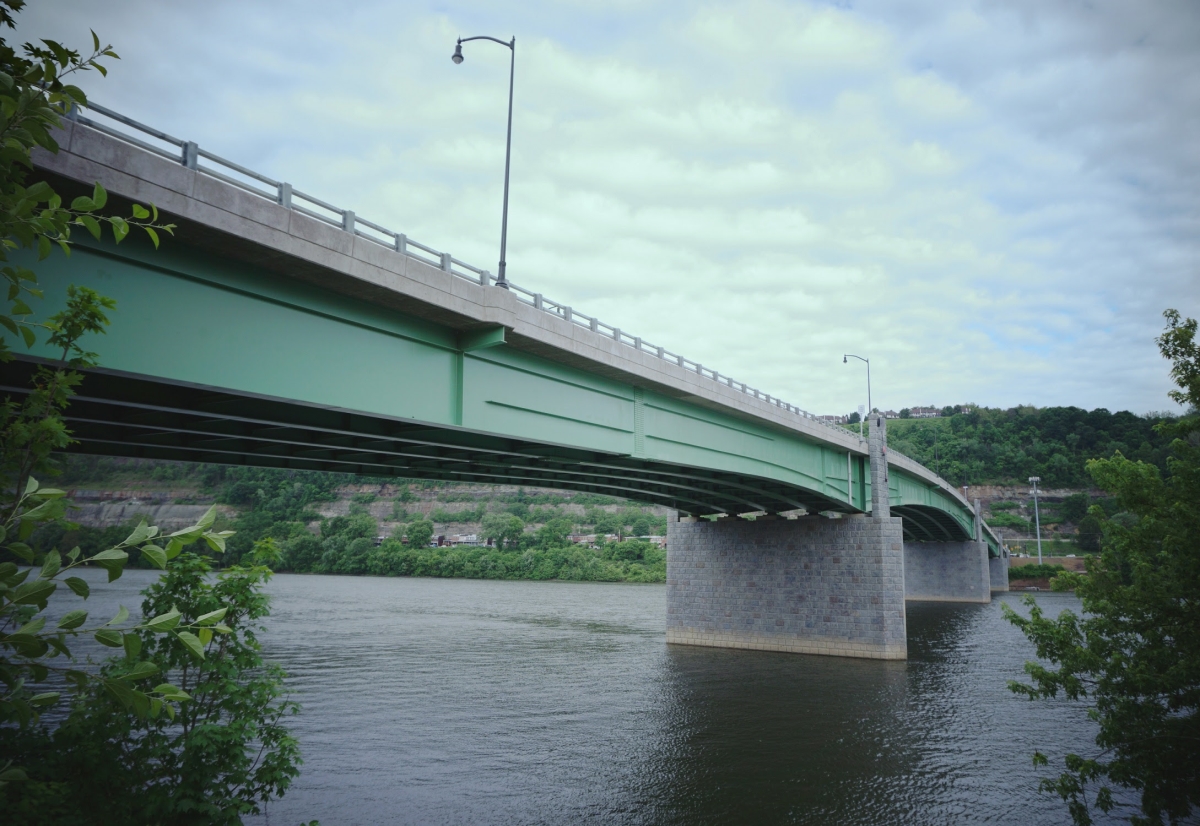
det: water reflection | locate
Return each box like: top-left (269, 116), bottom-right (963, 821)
top-left (45, 571), bottom-right (1105, 825)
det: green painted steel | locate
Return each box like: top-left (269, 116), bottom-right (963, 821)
top-left (13, 235), bottom-right (996, 554)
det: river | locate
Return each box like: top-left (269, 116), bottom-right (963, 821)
top-left (60, 570), bottom-right (1102, 825)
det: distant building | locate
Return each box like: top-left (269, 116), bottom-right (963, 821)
top-left (882, 410), bottom-right (899, 419)
top-left (909, 406), bottom-right (941, 418)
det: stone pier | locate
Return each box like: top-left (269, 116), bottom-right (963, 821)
top-left (902, 498), bottom-right (992, 603)
top-left (665, 413), bottom-right (907, 660)
top-left (989, 556), bottom-right (1010, 593)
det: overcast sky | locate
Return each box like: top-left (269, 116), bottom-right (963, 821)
top-left (20, 1), bottom-right (1200, 416)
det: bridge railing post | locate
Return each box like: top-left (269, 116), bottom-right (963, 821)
top-left (395, 233), bottom-right (407, 255)
top-left (182, 141), bottom-right (198, 170)
top-left (277, 182), bottom-right (293, 209)
top-left (440, 252), bottom-right (452, 273)
top-left (342, 210), bottom-right (355, 233)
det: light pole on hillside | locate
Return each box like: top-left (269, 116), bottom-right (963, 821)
top-left (452, 34), bottom-right (516, 289)
top-left (1029, 476), bottom-right (1043, 564)
top-left (843, 354), bottom-right (871, 438)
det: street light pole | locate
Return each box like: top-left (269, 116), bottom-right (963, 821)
top-left (452, 34), bottom-right (516, 289)
top-left (843, 354), bottom-right (871, 438)
top-left (1029, 476), bottom-right (1043, 564)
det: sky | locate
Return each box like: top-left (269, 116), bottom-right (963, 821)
top-left (18, 0), bottom-right (1200, 417)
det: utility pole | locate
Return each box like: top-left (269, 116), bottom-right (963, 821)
top-left (1029, 476), bottom-right (1043, 564)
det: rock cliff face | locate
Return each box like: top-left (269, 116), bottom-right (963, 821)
top-left (65, 499), bottom-right (234, 531)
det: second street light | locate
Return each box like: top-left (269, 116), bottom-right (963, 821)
top-left (452, 34), bottom-right (516, 289)
top-left (844, 354), bottom-right (871, 439)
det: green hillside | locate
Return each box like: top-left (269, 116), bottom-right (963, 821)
top-left (849, 405), bottom-right (1174, 488)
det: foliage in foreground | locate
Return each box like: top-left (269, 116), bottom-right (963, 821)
top-left (0, 5), bottom-right (302, 820)
top-left (1, 553), bottom-right (300, 825)
top-left (1004, 309), bottom-right (1200, 825)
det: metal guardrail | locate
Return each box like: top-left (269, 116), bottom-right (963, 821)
top-left (65, 101), bottom-right (856, 435)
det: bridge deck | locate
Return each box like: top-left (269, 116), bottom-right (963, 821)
top-left (22, 115), bottom-right (998, 554)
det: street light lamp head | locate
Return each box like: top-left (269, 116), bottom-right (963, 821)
top-left (451, 42), bottom-right (464, 64)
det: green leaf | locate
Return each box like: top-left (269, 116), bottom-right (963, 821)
top-left (38, 549), bottom-right (60, 580)
top-left (19, 325), bottom-right (34, 348)
top-left (144, 226), bottom-right (160, 248)
top-left (111, 216), bottom-right (129, 243)
top-left (24, 476), bottom-right (38, 496)
top-left (36, 235), bottom-right (50, 261)
top-left (142, 607), bottom-right (181, 632)
top-left (102, 677), bottom-right (139, 712)
top-left (6, 543), bottom-right (34, 563)
top-left (105, 605), bottom-right (129, 627)
top-left (29, 692), bottom-right (59, 708)
top-left (117, 660), bottom-right (158, 682)
top-left (91, 548), bottom-right (129, 563)
top-left (195, 607), bottom-right (227, 626)
top-left (57, 609), bottom-right (87, 630)
top-left (15, 617), bottom-right (45, 635)
top-left (122, 521), bottom-right (152, 547)
top-left (90, 548), bottom-right (128, 583)
top-left (164, 538), bottom-right (184, 560)
top-left (197, 506), bottom-right (217, 531)
top-left (131, 203), bottom-right (149, 219)
top-left (123, 632), bottom-right (141, 660)
top-left (198, 627), bottom-right (213, 646)
top-left (64, 576), bottom-right (89, 598)
top-left (174, 630), bottom-right (205, 661)
top-left (11, 579), bottom-right (55, 607)
top-left (69, 195), bottom-right (95, 212)
top-left (153, 682), bottom-right (191, 702)
top-left (78, 214), bottom-right (101, 240)
top-left (91, 182), bottom-right (107, 210)
top-left (93, 629), bottom-right (122, 648)
top-left (140, 544), bottom-right (167, 570)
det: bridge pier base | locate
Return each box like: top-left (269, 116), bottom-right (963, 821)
top-left (990, 556), bottom-right (1010, 593)
top-left (902, 540), bottom-right (991, 603)
top-left (666, 515), bottom-right (908, 660)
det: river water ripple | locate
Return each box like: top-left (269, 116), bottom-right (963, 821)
top-left (65, 570), bottom-right (1102, 825)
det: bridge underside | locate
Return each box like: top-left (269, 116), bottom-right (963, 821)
top-left (7, 230), bottom-right (989, 551)
top-left (2, 357), bottom-right (856, 517)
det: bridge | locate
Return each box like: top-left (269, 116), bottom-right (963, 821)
top-left (18, 104), bottom-right (1008, 660)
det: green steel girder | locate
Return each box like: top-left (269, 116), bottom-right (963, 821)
top-left (8, 235), bottom-right (994, 551)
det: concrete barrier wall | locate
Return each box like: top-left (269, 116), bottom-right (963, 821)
top-left (903, 541), bottom-right (991, 603)
top-left (666, 516), bottom-right (907, 660)
top-left (990, 556), bottom-right (1009, 593)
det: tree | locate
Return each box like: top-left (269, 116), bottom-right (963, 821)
top-left (899, 408), bottom-right (912, 419)
top-left (847, 411), bottom-right (860, 424)
top-left (406, 519), bottom-right (434, 549)
top-left (480, 513), bottom-right (522, 550)
top-left (0, 7), bottom-right (299, 815)
top-left (1061, 492), bottom-right (1090, 524)
top-left (1004, 309), bottom-right (1200, 826)
top-left (2, 553), bottom-right (301, 824)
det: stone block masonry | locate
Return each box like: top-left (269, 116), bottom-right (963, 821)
top-left (903, 540), bottom-right (991, 603)
top-left (667, 515), bottom-right (908, 660)
top-left (990, 556), bottom-right (1009, 593)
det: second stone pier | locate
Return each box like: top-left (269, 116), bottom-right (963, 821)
top-left (666, 515), bottom-right (908, 660)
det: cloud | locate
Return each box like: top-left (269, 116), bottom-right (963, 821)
top-left (17, 0), bottom-right (1200, 417)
